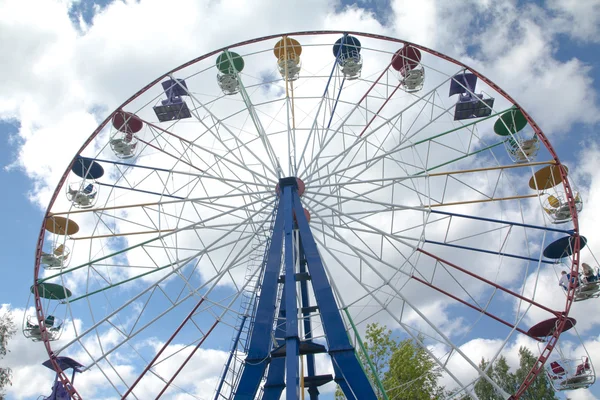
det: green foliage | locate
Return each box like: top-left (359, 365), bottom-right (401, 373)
top-left (335, 323), bottom-right (444, 400)
top-left (474, 356), bottom-right (516, 400)
top-left (474, 347), bottom-right (558, 400)
top-left (0, 307), bottom-right (17, 394)
top-left (384, 336), bottom-right (443, 400)
top-left (515, 347), bottom-right (558, 400)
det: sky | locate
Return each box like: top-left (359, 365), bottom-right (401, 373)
top-left (1, 0), bottom-right (600, 399)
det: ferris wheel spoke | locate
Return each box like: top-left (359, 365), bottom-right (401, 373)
top-left (318, 221), bottom-right (514, 398)
top-left (309, 223), bottom-right (416, 288)
top-left (422, 238), bottom-right (554, 265)
top-left (122, 252), bottom-right (264, 397)
top-left (59, 215), bottom-right (269, 362)
top-left (305, 187), bottom-right (426, 213)
top-left (135, 132), bottom-right (270, 209)
top-left (171, 84), bottom-right (265, 169)
top-left (65, 225), bottom-right (266, 374)
top-left (69, 207), bottom-right (270, 241)
top-left (305, 173), bottom-right (429, 222)
top-left (145, 120), bottom-right (276, 186)
top-left (222, 67), bottom-right (283, 176)
top-left (304, 194), bottom-right (422, 251)
top-left (418, 248), bottom-right (559, 317)
top-left (305, 96), bottom-right (513, 192)
top-left (409, 274), bottom-right (539, 340)
top-left (172, 72), bottom-right (283, 179)
top-left (302, 67), bottom-right (461, 184)
top-left (318, 91), bottom-right (438, 189)
top-left (55, 202), bottom-right (270, 250)
top-left (91, 155), bottom-right (274, 192)
top-left (79, 219), bottom-right (256, 303)
top-left (301, 58), bottom-right (397, 179)
top-left (311, 231), bottom-right (479, 396)
top-left (295, 61), bottom-right (345, 175)
top-left (304, 100), bottom-right (458, 187)
top-left (42, 196), bottom-right (274, 283)
top-left (63, 238), bottom-right (244, 305)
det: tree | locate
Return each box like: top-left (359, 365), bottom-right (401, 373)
top-left (473, 358), bottom-right (500, 400)
top-left (335, 323), bottom-right (444, 399)
top-left (514, 347), bottom-right (558, 400)
top-left (383, 335), bottom-right (444, 400)
top-left (0, 307), bottom-right (17, 397)
top-left (474, 356), bottom-right (517, 400)
top-left (474, 347), bottom-right (558, 400)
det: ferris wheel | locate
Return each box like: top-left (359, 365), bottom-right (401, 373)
top-left (25, 31), bottom-right (594, 399)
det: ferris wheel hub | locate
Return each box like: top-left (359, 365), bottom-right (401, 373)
top-left (275, 177), bottom-right (305, 196)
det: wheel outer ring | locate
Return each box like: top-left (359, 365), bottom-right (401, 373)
top-left (32, 30), bottom-right (579, 399)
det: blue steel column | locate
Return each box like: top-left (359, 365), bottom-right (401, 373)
top-left (283, 185), bottom-right (300, 400)
top-left (297, 239), bottom-right (319, 400)
top-left (213, 315), bottom-right (247, 399)
top-left (233, 200), bottom-right (285, 399)
top-left (262, 286), bottom-right (286, 400)
top-left (292, 190), bottom-right (377, 400)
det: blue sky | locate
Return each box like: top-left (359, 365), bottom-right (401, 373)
top-left (1, 0), bottom-right (600, 399)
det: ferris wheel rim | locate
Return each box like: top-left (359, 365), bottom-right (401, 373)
top-left (30, 30), bottom-right (581, 399)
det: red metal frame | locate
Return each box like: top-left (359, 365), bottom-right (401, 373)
top-left (121, 297), bottom-right (207, 398)
top-left (418, 248), bottom-right (561, 317)
top-left (32, 30), bottom-right (577, 399)
top-left (155, 321), bottom-right (219, 399)
top-left (411, 275), bottom-right (544, 341)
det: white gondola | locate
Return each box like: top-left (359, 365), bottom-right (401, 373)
top-left (216, 51), bottom-right (244, 95)
top-left (110, 131), bottom-right (138, 159)
top-left (66, 181), bottom-right (98, 209)
top-left (110, 111), bottom-right (142, 158)
top-left (217, 73), bottom-right (241, 95)
top-left (575, 281), bottom-right (600, 301)
top-left (494, 107), bottom-right (540, 162)
top-left (274, 37), bottom-right (302, 82)
top-left (542, 191), bottom-right (583, 224)
top-left (23, 314), bottom-right (64, 342)
top-left (333, 35), bottom-right (363, 80)
top-left (40, 216), bottom-right (79, 270)
top-left (40, 243), bottom-right (70, 269)
top-left (505, 135), bottom-right (540, 163)
top-left (69, 157), bottom-right (104, 209)
top-left (338, 52), bottom-right (362, 80)
top-left (392, 45), bottom-right (425, 93)
top-left (23, 283), bottom-right (72, 342)
top-left (575, 263), bottom-right (600, 301)
top-left (277, 57), bottom-right (301, 81)
top-left (546, 357), bottom-right (595, 391)
top-left (401, 64), bottom-right (425, 92)
top-left (530, 165), bottom-right (583, 224)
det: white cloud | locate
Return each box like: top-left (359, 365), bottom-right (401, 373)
top-left (547, 0), bottom-right (600, 43)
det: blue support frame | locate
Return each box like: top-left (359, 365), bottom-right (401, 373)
top-left (262, 286), bottom-right (287, 400)
top-left (298, 239), bottom-right (319, 400)
top-left (232, 177), bottom-right (377, 400)
top-left (234, 203), bottom-right (286, 399)
top-left (214, 315), bottom-right (247, 400)
top-left (283, 185), bottom-right (300, 400)
top-left (291, 188), bottom-right (375, 399)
